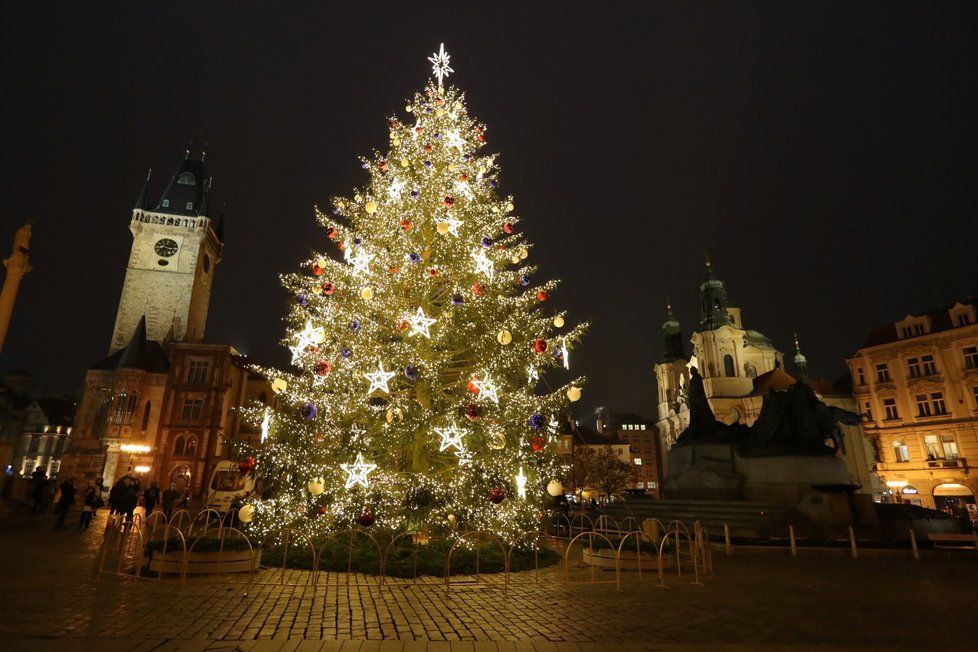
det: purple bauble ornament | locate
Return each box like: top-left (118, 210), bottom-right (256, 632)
top-left (434, 132), bottom-right (441, 140)
top-left (342, 348), bottom-right (352, 358)
top-left (489, 181), bottom-right (497, 189)
top-left (297, 295), bottom-right (308, 306)
top-left (302, 402), bottom-right (318, 420)
top-left (424, 160), bottom-right (432, 168)
top-left (404, 364), bottom-right (418, 380)
top-left (528, 413), bottom-right (546, 430)
top-left (519, 275), bottom-right (530, 286)
top-left (354, 237), bottom-right (362, 245)
top-left (351, 319), bottom-right (361, 332)
top-left (481, 236), bottom-right (493, 248)
top-left (451, 294), bottom-right (464, 305)
top-left (411, 190), bottom-right (419, 198)
top-left (408, 252), bottom-right (421, 264)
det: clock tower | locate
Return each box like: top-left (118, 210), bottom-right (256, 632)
top-left (109, 151), bottom-right (224, 353)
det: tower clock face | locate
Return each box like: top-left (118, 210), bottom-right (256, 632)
top-left (154, 238), bottom-right (179, 257)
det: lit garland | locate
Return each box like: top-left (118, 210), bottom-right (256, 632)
top-left (234, 44), bottom-right (587, 543)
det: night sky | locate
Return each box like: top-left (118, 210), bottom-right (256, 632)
top-left (2, 3), bottom-right (976, 418)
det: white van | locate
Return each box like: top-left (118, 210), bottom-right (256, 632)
top-left (205, 460), bottom-right (255, 512)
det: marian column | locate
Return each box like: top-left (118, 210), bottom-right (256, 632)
top-left (0, 222), bottom-right (33, 354)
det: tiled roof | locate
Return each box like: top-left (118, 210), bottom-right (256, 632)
top-left (860, 297), bottom-right (977, 348)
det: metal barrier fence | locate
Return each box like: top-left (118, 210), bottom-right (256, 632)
top-left (97, 509), bottom-right (715, 593)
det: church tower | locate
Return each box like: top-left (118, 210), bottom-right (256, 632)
top-left (109, 151), bottom-right (223, 353)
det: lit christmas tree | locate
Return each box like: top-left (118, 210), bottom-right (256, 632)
top-left (239, 45), bottom-right (586, 540)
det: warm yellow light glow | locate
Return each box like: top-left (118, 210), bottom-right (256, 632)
top-left (133, 465), bottom-right (151, 474)
top-left (121, 444), bottom-right (151, 454)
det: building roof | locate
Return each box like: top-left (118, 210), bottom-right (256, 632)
top-left (859, 297), bottom-right (977, 348)
top-left (154, 154), bottom-right (211, 217)
top-left (749, 368), bottom-right (797, 396)
top-left (571, 425), bottom-right (628, 446)
top-left (90, 317), bottom-right (169, 373)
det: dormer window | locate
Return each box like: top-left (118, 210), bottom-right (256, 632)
top-left (186, 202), bottom-right (193, 210)
top-left (177, 172), bottom-right (197, 186)
top-left (897, 315), bottom-right (929, 339)
top-left (162, 199), bottom-right (170, 208)
top-left (949, 302), bottom-right (976, 328)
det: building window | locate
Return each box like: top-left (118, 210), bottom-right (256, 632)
top-left (892, 440), bottom-right (909, 463)
top-left (863, 401), bottom-right (872, 421)
top-left (921, 355), bottom-right (937, 376)
top-left (162, 199), bottom-right (170, 208)
top-left (633, 458), bottom-right (642, 465)
top-left (141, 401), bottom-right (151, 430)
top-left (941, 434), bottom-right (958, 459)
top-left (173, 434), bottom-right (186, 456)
top-left (185, 436), bottom-right (198, 456)
top-left (723, 354), bottom-right (736, 377)
top-left (907, 358), bottom-right (921, 378)
top-left (180, 398), bottom-right (204, 421)
top-left (185, 202), bottom-right (193, 210)
top-left (924, 434), bottom-right (941, 459)
top-left (883, 398), bottom-right (899, 421)
top-left (956, 313), bottom-right (972, 327)
top-left (916, 395), bottom-right (932, 417)
top-left (177, 172), bottom-right (196, 185)
top-left (931, 392), bottom-right (947, 415)
top-left (876, 363), bottom-right (891, 383)
top-left (964, 347), bottom-right (978, 370)
top-left (187, 359), bottom-right (210, 384)
top-left (855, 367), bottom-right (865, 385)
top-left (973, 386), bottom-right (978, 408)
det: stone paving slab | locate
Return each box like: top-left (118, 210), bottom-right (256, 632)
top-left (0, 511), bottom-right (975, 648)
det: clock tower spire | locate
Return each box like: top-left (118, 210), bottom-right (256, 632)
top-left (109, 150), bottom-right (223, 353)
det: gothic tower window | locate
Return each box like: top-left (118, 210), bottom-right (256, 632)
top-left (141, 401), bottom-right (151, 431)
top-left (173, 434), bottom-right (186, 456)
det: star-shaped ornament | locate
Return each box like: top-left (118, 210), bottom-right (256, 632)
top-left (340, 453), bottom-right (377, 489)
top-left (527, 365), bottom-right (540, 385)
top-left (291, 320), bottom-right (325, 364)
top-left (349, 250), bottom-right (375, 275)
top-left (435, 423), bottom-right (467, 453)
top-left (472, 249), bottom-right (495, 280)
top-left (454, 179), bottom-right (474, 200)
top-left (441, 215), bottom-right (462, 237)
top-left (472, 375), bottom-right (500, 404)
top-left (387, 178), bottom-right (406, 201)
top-left (405, 307), bottom-right (436, 339)
top-left (515, 467), bottom-right (528, 498)
top-left (445, 129), bottom-right (465, 152)
top-left (364, 360), bottom-right (397, 395)
top-left (428, 42), bottom-right (454, 87)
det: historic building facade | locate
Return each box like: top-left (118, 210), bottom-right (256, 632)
top-left (848, 299), bottom-right (978, 517)
top-left (60, 152), bottom-right (274, 497)
top-left (653, 259), bottom-right (878, 494)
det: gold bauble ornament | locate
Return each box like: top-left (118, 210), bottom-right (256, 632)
top-left (510, 255), bottom-right (520, 264)
top-left (405, 104), bottom-right (413, 112)
top-left (311, 285), bottom-right (323, 295)
top-left (360, 287), bottom-right (374, 300)
top-left (400, 158), bottom-right (409, 168)
top-left (315, 257), bottom-right (327, 268)
top-left (553, 315), bottom-right (565, 328)
top-left (546, 479), bottom-right (564, 497)
top-left (436, 222), bottom-right (450, 235)
top-left (435, 108), bottom-right (445, 117)
top-left (392, 138), bottom-right (400, 146)
top-left (506, 202), bottom-right (515, 212)
top-left (364, 201), bottom-right (377, 214)
top-left (271, 378), bottom-right (288, 394)
top-left (567, 386), bottom-right (582, 402)
top-left (307, 477), bottom-right (325, 496)
top-left (237, 504), bottom-right (255, 523)
top-left (519, 249), bottom-right (529, 260)
top-left (488, 430), bottom-right (506, 450)
top-left (389, 132), bottom-right (396, 140)
top-left (448, 162), bottom-right (456, 171)
top-left (497, 330), bottom-right (513, 345)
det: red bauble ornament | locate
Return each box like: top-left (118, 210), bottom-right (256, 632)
top-left (464, 403), bottom-right (479, 421)
top-left (424, 143), bottom-right (433, 153)
top-left (398, 320), bottom-right (410, 332)
top-left (378, 160), bottom-right (389, 173)
top-left (314, 360), bottom-right (333, 376)
top-left (389, 266), bottom-right (399, 275)
top-left (477, 133), bottom-right (486, 143)
top-left (472, 283), bottom-right (486, 297)
top-left (326, 226), bottom-right (339, 240)
top-left (466, 378), bottom-right (480, 394)
top-left (318, 505), bottom-right (328, 516)
top-left (312, 265), bottom-right (324, 276)
top-left (356, 511), bottom-right (376, 527)
top-left (434, 97), bottom-right (443, 105)
top-left (537, 291), bottom-right (548, 302)
top-left (389, 119), bottom-right (399, 128)
top-left (415, 126), bottom-right (422, 135)
top-left (488, 487), bottom-right (506, 504)
top-left (530, 436), bottom-right (546, 452)
top-left (428, 268), bottom-right (439, 277)
top-left (399, 218), bottom-right (412, 231)
top-left (459, 174), bottom-right (468, 182)
top-left (533, 339), bottom-right (548, 354)
top-left (503, 223), bottom-right (515, 234)
top-left (443, 196), bottom-right (455, 207)
top-left (238, 457), bottom-right (256, 474)
top-left (322, 282), bottom-right (336, 295)
top-left (338, 241), bottom-right (347, 251)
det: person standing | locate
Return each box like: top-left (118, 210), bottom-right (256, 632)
top-left (161, 483), bottom-right (178, 520)
top-left (78, 483), bottom-right (98, 530)
top-left (121, 477), bottom-right (140, 524)
top-left (108, 477), bottom-right (126, 516)
top-left (54, 476), bottom-right (77, 529)
top-left (30, 466), bottom-right (47, 514)
top-left (143, 482), bottom-right (160, 518)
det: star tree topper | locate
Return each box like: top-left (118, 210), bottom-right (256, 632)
top-left (340, 453), bottom-right (377, 489)
top-left (428, 42), bottom-right (454, 87)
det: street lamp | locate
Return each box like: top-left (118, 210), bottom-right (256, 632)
top-left (120, 443), bottom-right (151, 475)
top-left (133, 465), bottom-right (151, 475)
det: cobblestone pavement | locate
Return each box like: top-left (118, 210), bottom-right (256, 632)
top-left (1, 510), bottom-right (975, 650)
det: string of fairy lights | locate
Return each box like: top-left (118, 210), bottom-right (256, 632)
top-left (232, 44), bottom-right (587, 541)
